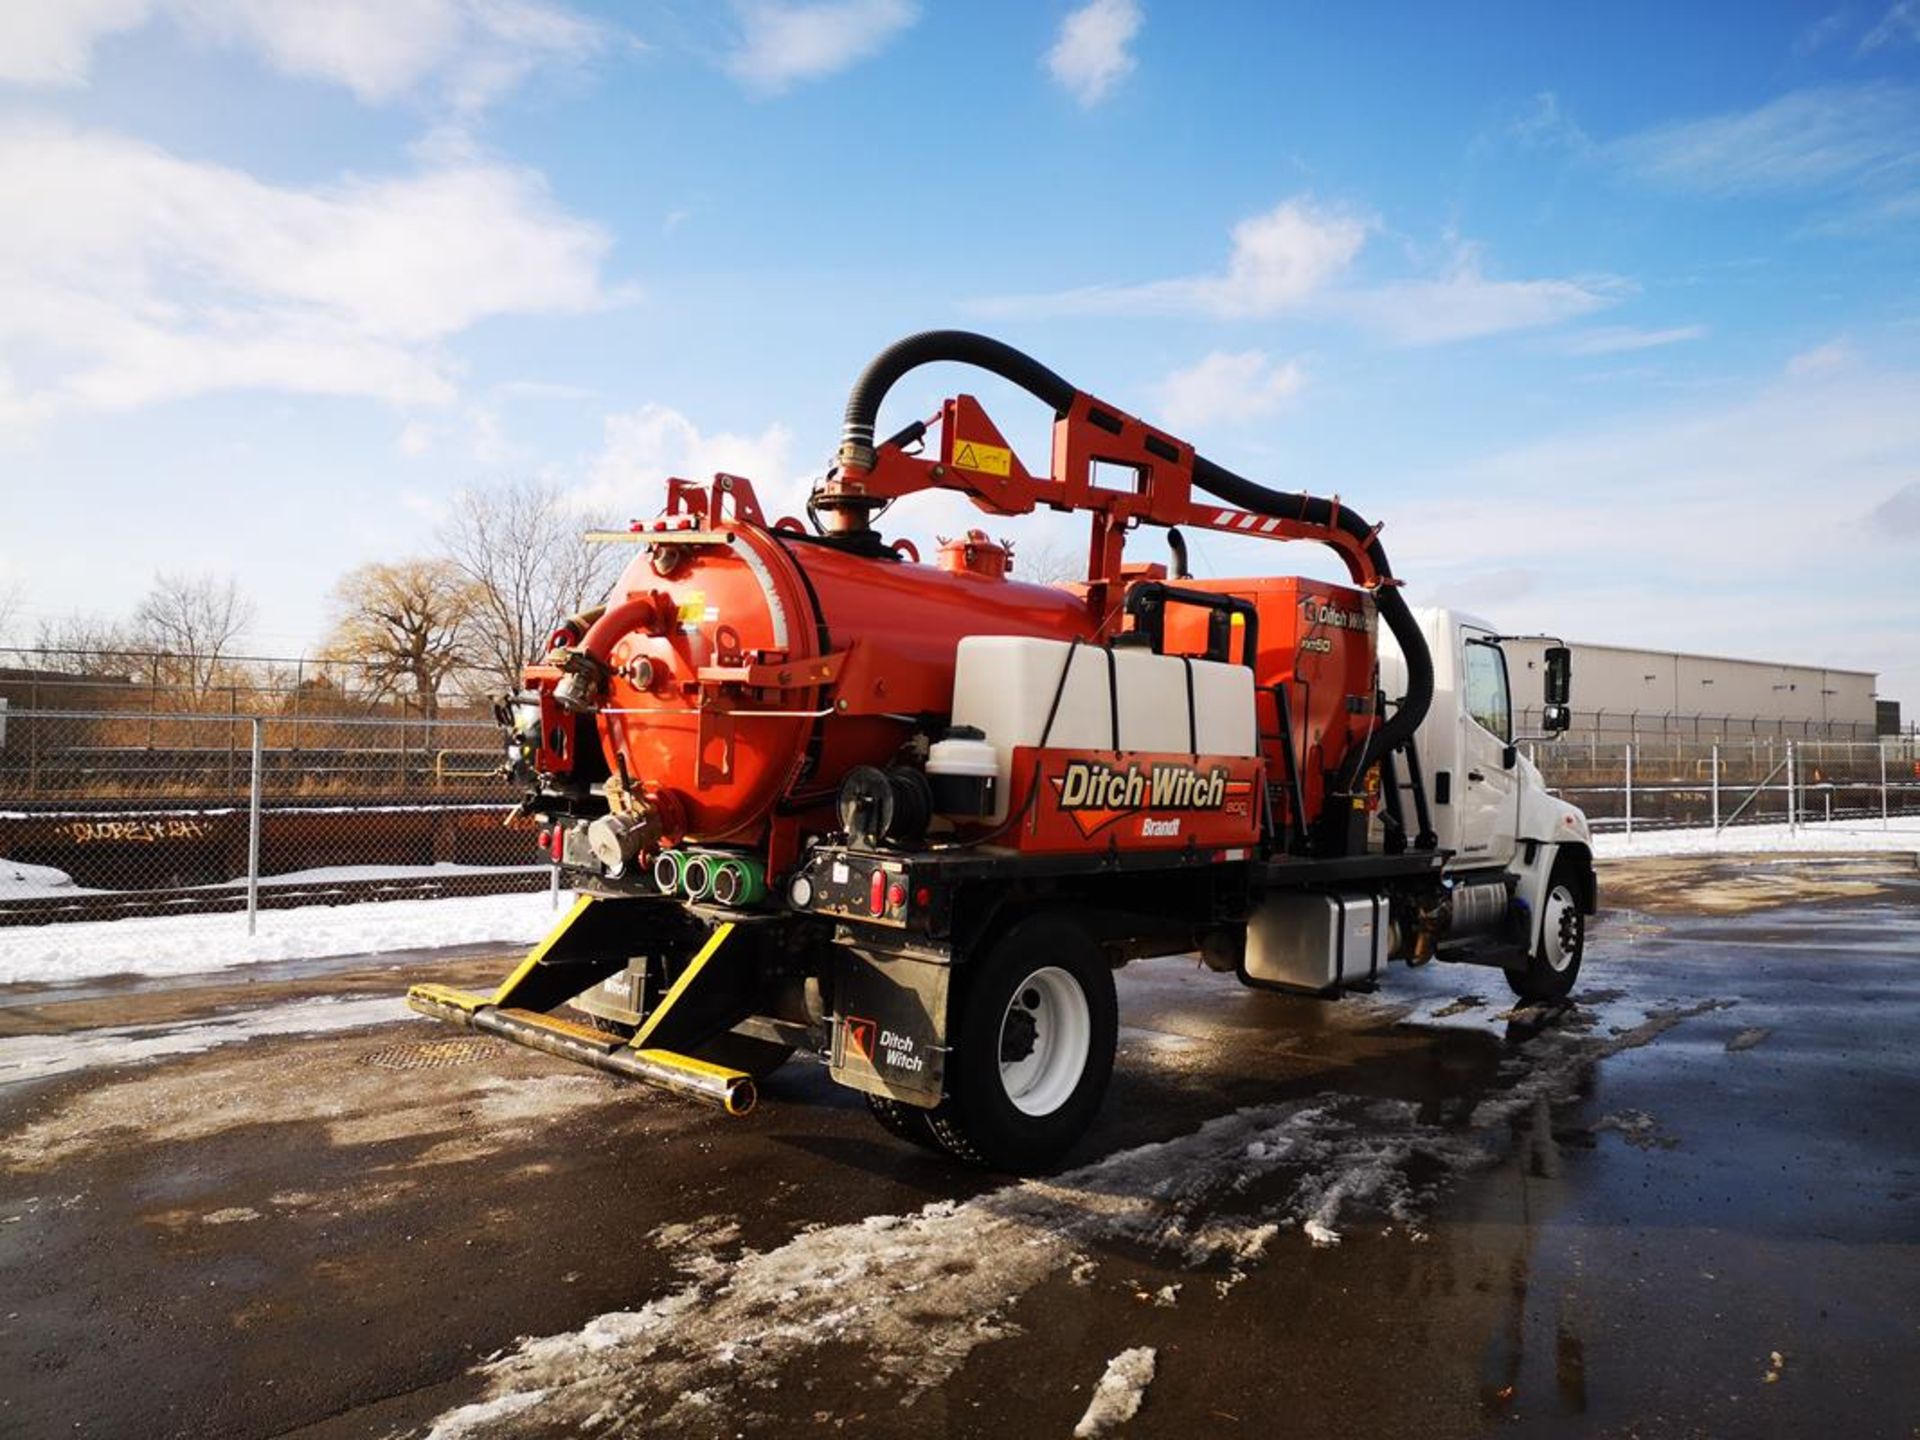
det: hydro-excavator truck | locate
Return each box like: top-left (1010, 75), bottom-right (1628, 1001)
top-left (408, 332), bottom-right (1595, 1172)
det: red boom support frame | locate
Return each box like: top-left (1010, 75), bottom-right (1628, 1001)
top-left (816, 388), bottom-right (1388, 623)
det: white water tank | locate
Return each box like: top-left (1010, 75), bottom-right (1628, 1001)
top-left (950, 636), bottom-right (1258, 821)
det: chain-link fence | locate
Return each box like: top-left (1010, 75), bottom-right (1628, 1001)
top-left (1528, 735), bottom-right (1920, 835)
top-left (0, 706), bottom-right (555, 965)
top-left (1516, 705), bottom-right (1900, 746)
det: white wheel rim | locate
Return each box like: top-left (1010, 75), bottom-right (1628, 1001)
top-left (1541, 884), bottom-right (1578, 972)
top-left (996, 966), bottom-right (1092, 1117)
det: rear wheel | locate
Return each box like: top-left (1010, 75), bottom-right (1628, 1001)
top-left (1506, 861), bottom-right (1586, 1003)
top-left (865, 1094), bottom-right (943, 1150)
top-left (924, 912), bottom-right (1117, 1174)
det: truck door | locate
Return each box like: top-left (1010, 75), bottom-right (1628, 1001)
top-left (1456, 633), bottom-right (1518, 866)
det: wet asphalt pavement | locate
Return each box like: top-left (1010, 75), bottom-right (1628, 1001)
top-left (0, 854), bottom-right (1915, 1439)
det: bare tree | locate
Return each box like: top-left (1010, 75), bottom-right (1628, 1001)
top-left (321, 559), bottom-right (479, 719)
top-left (441, 479), bottom-right (623, 691)
top-left (131, 573), bottom-right (254, 695)
top-left (0, 582), bottom-right (21, 646)
top-left (1010, 538), bottom-right (1085, 586)
top-left (30, 613), bottom-right (139, 676)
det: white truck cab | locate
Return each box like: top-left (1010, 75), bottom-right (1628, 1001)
top-left (1381, 607), bottom-right (1595, 999)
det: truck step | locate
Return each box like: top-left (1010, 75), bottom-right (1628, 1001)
top-left (406, 986), bottom-right (756, 1115)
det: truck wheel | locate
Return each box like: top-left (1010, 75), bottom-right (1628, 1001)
top-left (1506, 863), bottom-right (1585, 1003)
top-left (865, 1095), bottom-right (943, 1151)
top-left (925, 913), bottom-right (1117, 1174)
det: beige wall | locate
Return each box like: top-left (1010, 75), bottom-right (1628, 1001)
top-left (1504, 639), bottom-right (1877, 738)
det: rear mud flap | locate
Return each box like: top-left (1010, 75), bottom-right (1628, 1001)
top-left (829, 948), bottom-right (949, 1108)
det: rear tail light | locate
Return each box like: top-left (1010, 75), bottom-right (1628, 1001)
top-left (868, 868), bottom-right (886, 916)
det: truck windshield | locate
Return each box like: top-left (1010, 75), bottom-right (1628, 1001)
top-left (1463, 638), bottom-right (1512, 742)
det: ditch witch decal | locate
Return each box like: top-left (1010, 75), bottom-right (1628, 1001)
top-left (1051, 758), bottom-right (1251, 839)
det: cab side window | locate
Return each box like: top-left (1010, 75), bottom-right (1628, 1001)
top-left (1464, 641), bottom-right (1511, 742)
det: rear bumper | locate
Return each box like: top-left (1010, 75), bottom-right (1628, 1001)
top-left (407, 984), bottom-right (756, 1115)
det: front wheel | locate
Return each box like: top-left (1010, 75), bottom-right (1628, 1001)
top-left (1506, 863), bottom-right (1586, 1003)
top-left (925, 912), bottom-right (1118, 1173)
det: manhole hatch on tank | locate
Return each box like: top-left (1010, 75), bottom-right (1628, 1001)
top-left (361, 1038), bottom-right (492, 1071)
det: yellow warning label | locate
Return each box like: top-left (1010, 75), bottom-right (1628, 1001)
top-left (677, 590), bottom-right (707, 623)
top-left (952, 438), bottom-right (1012, 477)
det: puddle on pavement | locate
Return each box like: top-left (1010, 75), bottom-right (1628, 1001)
top-left (1601, 854), bottom-right (1912, 916)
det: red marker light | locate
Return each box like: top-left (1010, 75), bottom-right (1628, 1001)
top-left (868, 869), bottom-right (886, 916)
top-left (914, 886), bottom-right (932, 909)
top-left (887, 882), bottom-right (907, 912)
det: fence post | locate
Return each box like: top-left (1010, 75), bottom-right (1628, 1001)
top-left (1882, 743), bottom-right (1890, 831)
top-left (247, 717), bottom-right (264, 936)
top-left (1786, 741), bottom-right (1796, 832)
top-left (1624, 743), bottom-right (1634, 842)
top-left (1711, 743), bottom-right (1720, 833)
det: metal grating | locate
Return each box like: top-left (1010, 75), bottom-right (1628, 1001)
top-left (360, 1037), bottom-right (493, 1071)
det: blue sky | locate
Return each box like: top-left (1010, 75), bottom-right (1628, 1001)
top-left (2, 1), bottom-right (1918, 704)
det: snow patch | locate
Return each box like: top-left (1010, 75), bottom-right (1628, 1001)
top-left (0, 890), bottom-right (561, 985)
top-left (1594, 817), bottom-right (1920, 859)
top-left (1303, 1217), bottom-right (1341, 1247)
top-left (1074, 1347), bottom-right (1156, 1437)
top-left (424, 1389), bottom-right (550, 1439)
top-left (0, 860), bottom-right (83, 898)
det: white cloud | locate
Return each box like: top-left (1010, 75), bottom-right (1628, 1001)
top-left (398, 420), bottom-right (435, 456)
top-left (1608, 83), bottom-right (1920, 198)
top-left (1559, 323), bottom-right (1707, 356)
top-left (972, 197), bottom-right (1371, 319)
top-left (583, 404), bottom-right (800, 518)
top-left (1787, 338), bottom-right (1856, 374)
top-left (723, 0), bottom-right (917, 95)
top-left (1509, 90), bottom-right (1591, 153)
top-left (1870, 481), bottom-right (1920, 535)
top-left (0, 0), bottom-right (610, 110)
top-left (1794, 8), bottom-right (1852, 55)
top-left (1339, 244), bottom-right (1627, 346)
top-left (0, 121), bottom-right (620, 429)
top-left (1158, 351), bottom-right (1303, 430)
top-left (1860, 1), bottom-right (1920, 51)
top-left (1369, 361), bottom-right (1920, 697)
top-left (1046, 0), bottom-right (1141, 108)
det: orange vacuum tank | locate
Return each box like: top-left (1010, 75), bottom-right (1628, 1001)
top-left (577, 521), bottom-right (1091, 846)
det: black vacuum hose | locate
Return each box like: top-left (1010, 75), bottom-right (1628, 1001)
top-left (1188, 455), bottom-right (1433, 777)
top-left (836, 330), bottom-right (1433, 784)
top-left (840, 330), bottom-right (1077, 468)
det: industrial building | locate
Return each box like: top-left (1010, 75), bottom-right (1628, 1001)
top-left (1501, 639), bottom-right (1885, 742)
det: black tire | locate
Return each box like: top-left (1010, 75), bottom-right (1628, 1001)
top-left (924, 911), bottom-right (1118, 1174)
top-left (1506, 858), bottom-right (1586, 1003)
top-left (865, 1094), bottom-right (944, 1151)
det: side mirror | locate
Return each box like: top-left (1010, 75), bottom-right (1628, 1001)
top-left (1544, 645), bottom-right (1572, 707)
top-left (1542, 703), bottom-right (1572, 734)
